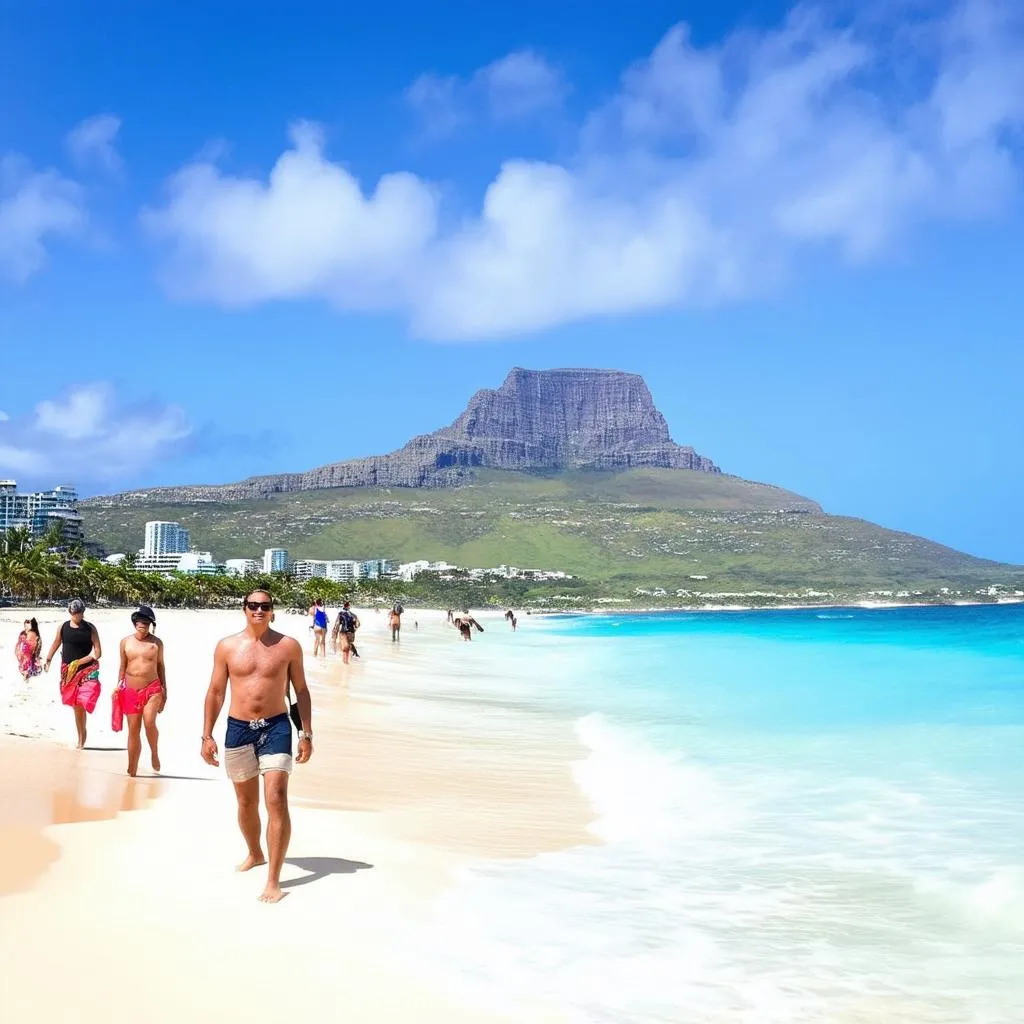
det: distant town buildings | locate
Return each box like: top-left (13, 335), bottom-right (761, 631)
top-left (225, 558), bottom-right (262, 577)
top-left (0, 480), bottom-right (82, 544)
top-left (396, 560), bottom-right (571, 582)
top-left (126, 525), bottom-right (565, 585)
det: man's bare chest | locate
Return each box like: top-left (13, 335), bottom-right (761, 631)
top-left (228, 643), bottom-right (287, 680)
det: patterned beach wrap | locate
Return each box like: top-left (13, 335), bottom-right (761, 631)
top-left (60, 659), bottom-right (101, 714)
top-left (16, 637), bottom-right (41, 678)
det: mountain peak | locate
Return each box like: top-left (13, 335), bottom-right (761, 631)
top-left (104, 368), bottom-right (718, 501)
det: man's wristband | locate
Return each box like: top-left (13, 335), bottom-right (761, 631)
top-left (201, 735), bottom-right (214, 742)
top-left (297, 731), bottom-right (313, 742)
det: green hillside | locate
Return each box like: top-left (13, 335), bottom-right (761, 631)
top-left (80, 470), bottom-right (1022, 599)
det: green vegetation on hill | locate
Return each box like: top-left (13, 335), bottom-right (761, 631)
top-left (79, 469), bottom-right (1022, 602)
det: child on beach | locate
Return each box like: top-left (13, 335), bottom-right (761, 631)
top-left (15, 618), bottom-right (41, 679)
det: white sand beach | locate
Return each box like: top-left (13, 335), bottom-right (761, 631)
top-left (0, 605), bottom-right (593, 1022)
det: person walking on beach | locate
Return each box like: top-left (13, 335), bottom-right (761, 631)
top-left (201, 589), bottom-right (313, 903)
top-left (113, 606), bottom-right (166, 776)
top-left (15, 617), bottom-right (42, 680)
top-left (309, 598), bottom-right (328, 658)
top-left (43, 599), bottom-right (102, 749)
top-left (335, 600), bottom-right (360, 664)
top-left (388, 601), bottom-right (403, 643)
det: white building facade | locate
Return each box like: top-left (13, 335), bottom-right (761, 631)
top-left (264, 548), bottom-right (291, 574)
top-left (144, 521), bottom-right (191, 557)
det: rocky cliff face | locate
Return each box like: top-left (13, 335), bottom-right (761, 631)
top-left (113, 368), bottom-right (719, 501)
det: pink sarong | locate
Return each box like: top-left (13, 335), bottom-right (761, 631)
top-left (60, 660), bottom-right (101, 714)
top-left (112, 679), bottom-right (162, 731)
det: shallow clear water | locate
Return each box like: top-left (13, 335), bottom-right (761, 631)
top-left (423, 605), bottom-right (1024, 1022)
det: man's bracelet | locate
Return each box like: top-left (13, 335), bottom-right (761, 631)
top-left (201, 735), bottom-right (214, 742)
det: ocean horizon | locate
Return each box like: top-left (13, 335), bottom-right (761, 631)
top-left (415, 603), bottom-right (1024, 1022)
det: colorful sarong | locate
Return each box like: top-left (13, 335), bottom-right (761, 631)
top-left (16, 636), bottom-right (41, 678)
top-left (60, 659), bottom-right (101, 714)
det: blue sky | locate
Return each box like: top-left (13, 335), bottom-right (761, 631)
top-left (1, 0), bottom-right (1022, 563)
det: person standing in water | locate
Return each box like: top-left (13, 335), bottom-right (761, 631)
top-left (504, 609), bottom-right (518, 632)
top-left (335, 601), bottom-right (360, 663)
top-left (388, 602), bottom-right (403, 643)
top-left (309, 598), bottom-right (328, 658)
top-left (114, 606), bottom-right (166, 776)
top-left (43, 598), bottom-right (102, 749)
top-left (201, 590), bottom-right (313, 903)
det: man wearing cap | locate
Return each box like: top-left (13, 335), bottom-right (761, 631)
top-left (114, 605), bottom-right (166, 776)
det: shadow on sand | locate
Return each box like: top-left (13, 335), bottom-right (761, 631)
top-left (282, 856), bottom-right (374, 889)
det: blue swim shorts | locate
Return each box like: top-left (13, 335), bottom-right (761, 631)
top-left (224, 712), bottom-right (292, 782)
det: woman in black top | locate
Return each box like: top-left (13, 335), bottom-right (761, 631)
top-left (44, 598), bottom-right (102, 749)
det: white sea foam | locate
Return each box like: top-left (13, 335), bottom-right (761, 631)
top-left (406, 710), bottom-right (1024, 1022)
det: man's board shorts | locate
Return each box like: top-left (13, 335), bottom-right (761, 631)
top-left (224, 713), bottom-right (292, 782)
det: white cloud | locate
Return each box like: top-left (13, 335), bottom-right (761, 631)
top-left (0, 411), bottom-right (9, 422)
top-left (0, 156), bottom-right (86, 282)
top-left (476, 50), bottom-right (567, 121)
top-left (148, 0), bottom-right (1024, 340)
top-left (405, 73), bottom-right (465, 139)
top-left (406, 49), bottom-right (565, 138)
top-left (143, 121), bottom-right (438, 307)
top-left (0, 383), bottom-right (192, 484)
top-left (66, 114), bottom-right (123, 174)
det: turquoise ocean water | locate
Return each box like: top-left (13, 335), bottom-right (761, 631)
top-left (423, 605), bottom-right (1024, 1023)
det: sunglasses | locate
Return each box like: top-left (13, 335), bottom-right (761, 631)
top-left (245, 601), bottom-right (273, 612)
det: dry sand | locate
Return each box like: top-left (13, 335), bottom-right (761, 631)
top-left (0, 604), bottom-right (592, 1022)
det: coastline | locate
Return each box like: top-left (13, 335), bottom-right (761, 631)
top-left (533, 596), bottom-right (1024, 617)
top-left (0, 605), bottom-right (592, 1022)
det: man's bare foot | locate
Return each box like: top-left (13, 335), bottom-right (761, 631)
top-left (258, 884), bottom-right (286, 903)
top-left (237, 852), bottom-right (266, 872)
top-left (151, 752), bottom-right (161, 772)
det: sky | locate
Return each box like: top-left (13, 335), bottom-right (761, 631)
top-left (1, 0), bottom-right (1022, 563)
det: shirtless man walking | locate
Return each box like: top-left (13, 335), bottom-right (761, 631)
top-left (200, 590), bottom-right (313, 903)
top-left (116, 606), bottom-right (166, 775)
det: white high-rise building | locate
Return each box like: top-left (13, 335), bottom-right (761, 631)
top-left (326, 560), bottom-right (361, 582)
top-left (264, 548), bottom-right (290, 574)
top-left (144, 521), bottom-right (190, 557)
top-left (292, 560), bottom-right (329, 581)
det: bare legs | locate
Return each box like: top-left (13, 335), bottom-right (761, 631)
top-left (312, 628), bottom-right (325, 658)
top-left (234, 777), bottom-right (265, 872)
top-left (233, 772), bottom-right (291, 902)
top-left (73, 706), bottom-right (87, 749)
top-left (261, 771), bottom-right (290, 903)
top-left (124, 697), bottom-right (161, 775)
top-left (143, 697), bottom-right (161, 771)
top-left (126, 714), bottom-right (143, 776)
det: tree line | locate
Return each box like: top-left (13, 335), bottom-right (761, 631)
top-left (0, 526), bottom-right (574, 610)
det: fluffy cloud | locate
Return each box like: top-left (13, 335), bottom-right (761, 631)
top-left (0, 156), bottom-right (86, 282)
top-left (406, 49), bottom-right (565, 137)
top-left (148, 0), bottom-right (1024, 339)
top-left (66, 114), bottom-right (123, 174)
top-left (0, 384), bottom-right (192, 485)
top-left (144, 122), bottom-right (438, 307)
